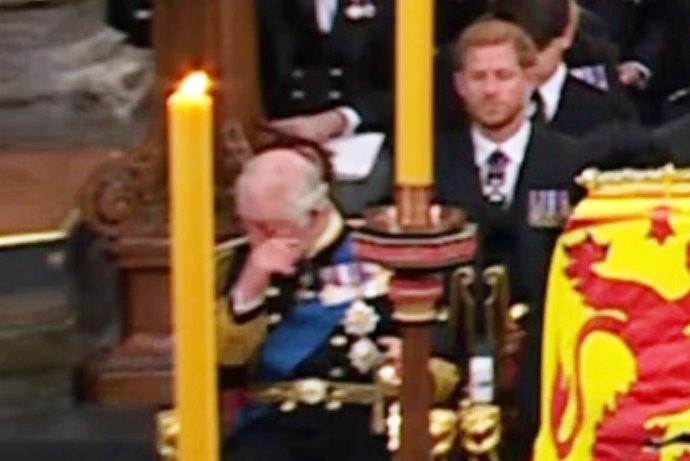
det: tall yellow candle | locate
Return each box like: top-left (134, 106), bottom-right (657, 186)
top-left (168, 71), bottom-right (219, 461)
top-left (396, 0), bottom-right (434, 186)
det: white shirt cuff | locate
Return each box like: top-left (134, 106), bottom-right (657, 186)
top-left (336, 106), bottom-right (362, 136)
top-left (624, 61), bottom-right (652, 89)
top-left (231, 289), bottom-right (264, 316)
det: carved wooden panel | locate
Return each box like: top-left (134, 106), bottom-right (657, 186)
top-left (80, 0), bottom-right (263, 405)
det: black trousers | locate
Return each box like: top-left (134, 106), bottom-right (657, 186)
top-left (225, 405), bottom-right (390, 461)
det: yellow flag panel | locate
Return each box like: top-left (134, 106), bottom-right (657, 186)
top-left (535, 178), bottom-right (690, 461)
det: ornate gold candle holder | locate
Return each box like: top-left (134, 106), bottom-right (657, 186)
top-left (353, 185), bottom-right (477, 461)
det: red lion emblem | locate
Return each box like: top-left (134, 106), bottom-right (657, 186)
top-left (551, 234), bottom-right (690, 460)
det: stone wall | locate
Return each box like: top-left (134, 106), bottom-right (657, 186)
top-left (0, 0), bottom-right (153, 148)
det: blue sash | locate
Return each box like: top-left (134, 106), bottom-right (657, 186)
top-left (258, 299), bottom-right (349, 380)
top-left (233, 234), bottom-right (379, 432)
top-left (330, 234), bottom-right (355, 264)
top-left (257, 235), bottom-right (356, 380)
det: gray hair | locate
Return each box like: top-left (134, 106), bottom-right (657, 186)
top-left (235, 149), bottom-right (330, 226)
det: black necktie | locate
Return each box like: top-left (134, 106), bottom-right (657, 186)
top-left (484, 150), bottom-right (509, 206)
top-left (531, 91), bottom-right (546, 123)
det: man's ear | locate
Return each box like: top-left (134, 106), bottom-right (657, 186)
top-left (561, 3), bottom-right (578, 50)
top-left (453, 71), bottom-right (466, 100)
top-left (558, 33), bottom-right (574, 52)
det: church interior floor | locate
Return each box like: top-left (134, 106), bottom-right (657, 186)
top-left (0, 405), bottom-right (158, 461)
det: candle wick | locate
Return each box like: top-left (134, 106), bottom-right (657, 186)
top-left (179, 71), bottom-right (211, 97)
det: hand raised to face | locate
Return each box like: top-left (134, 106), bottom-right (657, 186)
top-left (248, 236), bottom-right (302, 277)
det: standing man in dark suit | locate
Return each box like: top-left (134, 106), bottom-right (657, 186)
top-left (435, 17), bottom-right (586, 460)
top-left (256, 0), bottom-right (393, 142)
top-left (494, 0), bottom-right (639, 137)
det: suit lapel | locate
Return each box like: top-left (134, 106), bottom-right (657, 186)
top-left (550, 76), bottom-right (579, 132)
top-left (510, 126), bottom-right (539, 222)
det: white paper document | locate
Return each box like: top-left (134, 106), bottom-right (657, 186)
top-left (325, 132), bottom-right (385, 181)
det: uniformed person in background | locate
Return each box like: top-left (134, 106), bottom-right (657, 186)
top-left (255, 0), bottom-right (393, 143)
top-left (493, 0), bottom-right (639, 137)
top-left (219, 142), bottom-right (459, 461)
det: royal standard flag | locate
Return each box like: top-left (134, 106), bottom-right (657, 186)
top-left (534, 167), bottom-right (690, 461)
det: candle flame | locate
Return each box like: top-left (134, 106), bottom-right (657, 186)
top-left (178, 71), bottom-right (211, 97)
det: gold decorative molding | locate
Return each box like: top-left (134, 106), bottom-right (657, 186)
top-left (483, 265), bottom-right (509, 360)
top-left (459, 402), bottom-right (501, 458)
top-left (156, 409), bottom-right (179, 461)
top-left (0, 210), bottom-right (79, 249)
top-left (577, 164), bottom-right (690, 196)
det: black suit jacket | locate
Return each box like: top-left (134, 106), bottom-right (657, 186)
top-left (578, 0), bottom-right (638, 51)
top-left (549, 75), bottom-right (638, 137)
top-left (641, 0), bottom-right (690, 100)
top-left (435, 122), bottom-right (585, 316)
top-left (436, 123), bottom-right (582, 459)
top-left (256, 0), bottom-right (393, 132)
top-left (654, 113), bottom-right (690, 165)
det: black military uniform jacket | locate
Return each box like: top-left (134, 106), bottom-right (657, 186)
top-left (221, 214), bottom-right (395, 460)
top-left (435, 122), bottom-right (581, 460)
top-left (256, 0), bottom-right (393, 133)
top-left (221, 217), bottom-right (395, 383)
top-left (220, 209), bottom-right (464, 460)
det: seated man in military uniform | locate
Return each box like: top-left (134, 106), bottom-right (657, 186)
top-left (218, 142), bottom-right (459, 461)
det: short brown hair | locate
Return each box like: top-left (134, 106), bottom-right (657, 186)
top-left (454, 17), bottom-right (538, 70)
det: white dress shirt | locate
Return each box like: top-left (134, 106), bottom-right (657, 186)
top-left (536, 63), bottom-right (568, 122)
top-left (472, 121), bottom-right (532, 205)
top-left (315, 0), bottom-right (338, 33)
